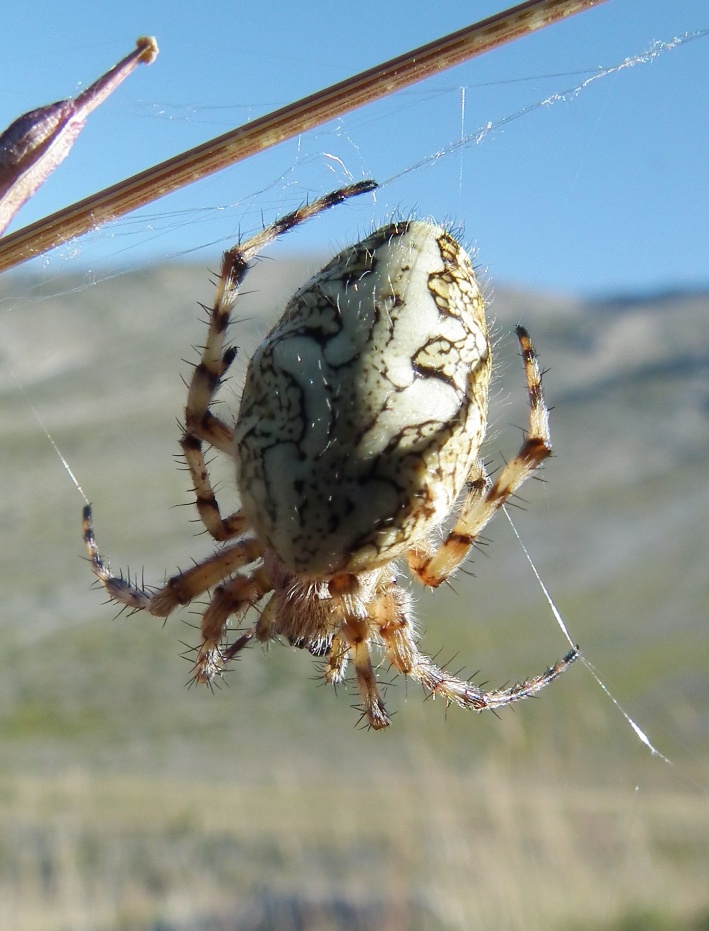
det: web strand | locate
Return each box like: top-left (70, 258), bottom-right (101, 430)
top-left (9, 367), bottom-right (90, 506)
top-left (503, 505), bottom-right (673, 765)
top-left (386, 31), bottom-right (707, 187)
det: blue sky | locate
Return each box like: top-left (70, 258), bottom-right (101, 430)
top-left (1, 0), bottom-right (707, 297)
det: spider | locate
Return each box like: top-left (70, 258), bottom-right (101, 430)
top-left (83, 180), bottom-right (577, 729)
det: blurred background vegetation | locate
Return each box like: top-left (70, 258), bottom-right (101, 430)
top-left (1, 257), bottom-right (707, 930)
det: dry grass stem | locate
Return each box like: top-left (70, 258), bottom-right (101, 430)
top-left (0, 37), bottom-right (157, 236)
top-left (0, 0), bottom-right (608, 274)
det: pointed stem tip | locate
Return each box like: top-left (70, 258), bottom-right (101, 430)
top-left (0, 36), bottom-right (159, 236)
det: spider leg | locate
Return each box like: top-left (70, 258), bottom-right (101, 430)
top-left (179, 262), bottom-right (246, 542)
top-left (327, 573), bottom-right (390, 729)
top-left (323, 631), bottom-right (350, 685)
top-left (351, 638), bottom-right (390, 730)
top-left (181, 180), bottom-right (377, 542)
top-left (391, 634), bottom-right (578, 713)
top-left (191, 565), bottom-right (272, 683)
top-left (83, 504), bottom-right (262, 616)
top-left (410, 326), bottom-right (551, 588)
top-left (372, 577), bottom-right (578, 713)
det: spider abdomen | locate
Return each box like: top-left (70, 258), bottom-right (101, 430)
top-left (235, 220), bottom-right (491, 578)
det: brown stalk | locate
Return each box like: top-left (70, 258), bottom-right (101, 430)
top-left (0, 0), bottom-right (607, 273)
top-left (0, 37), bottom-right (157, 238)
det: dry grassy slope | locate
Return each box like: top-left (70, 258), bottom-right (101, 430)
top-left (1, 264), bottom-right (708, 931)
top-left (0, 262), bottom-right (707, 776)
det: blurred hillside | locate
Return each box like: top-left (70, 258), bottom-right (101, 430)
top-left (0, 261), bottom-right (707, 930)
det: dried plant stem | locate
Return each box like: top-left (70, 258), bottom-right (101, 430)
top-left (0, 37), bottom-right (157, 237)
top-left (0, 0), bottom-right (607, 273)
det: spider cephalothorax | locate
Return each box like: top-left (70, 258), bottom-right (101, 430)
top-left (83, 180), bottom-right (577, 729)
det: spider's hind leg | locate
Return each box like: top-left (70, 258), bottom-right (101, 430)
top-left (373, 571), bottom-right (578, 715)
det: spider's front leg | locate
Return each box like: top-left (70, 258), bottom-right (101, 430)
top-left (181, 180), bottom-right (378, 543)
top-left (409, 326), bottom-right (552, 588)
top-left (179, 245), bottom-right (246, 543)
